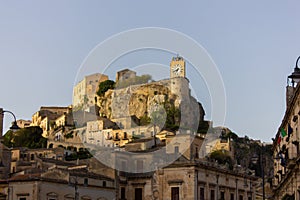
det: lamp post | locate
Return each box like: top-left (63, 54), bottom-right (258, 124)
top-left (288, 56), bottom-right (300, 87)
top-left (0, 108), bottom-right (20, 136)
top-left (252, 147), bottom-right (265, 200)
top-left (69, 176), bottom-right (79, 200)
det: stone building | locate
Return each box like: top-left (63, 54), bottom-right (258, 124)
top-left (115, 133), bottom-right (257, 200)
top-left (118, 161), bottom-right (256, 200)
top-left (96, 56), bottom-right (205, 133)
top-left (73, 73), bottom-right (108, 110)
top-left (30, 106), bottom-right (72, 137)
top-left (54, 112), bottom-right (74, 128)
top-left (31, 106), bottom-right (71, 126)
top-left (200, 127), bottom-right (234, 159)
top-left (272, 57), bottom-right (300, 200)
top-left (0, 146), bottom-right (116, 200)
top-left (16, 119), bottom-right (31, 129)
top-left (116, 69), bottom-right (137, 83)
top-left (0, 167), bottom-right (115, 200)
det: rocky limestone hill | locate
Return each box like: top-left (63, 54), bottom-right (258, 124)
top-left (96, 79), bottom-right (205, 131)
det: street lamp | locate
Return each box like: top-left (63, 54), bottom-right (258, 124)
top-left (0, 109), bottom-right (20, 135)
top-left (69, 176), bottom-right (79, 200)
top-left (288, 56), bottom-right (300, 87)
top-left (251, 150), bottom-right (265, 200)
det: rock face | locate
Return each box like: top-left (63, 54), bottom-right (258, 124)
top-left (96, 78), bottom-right (205, 131)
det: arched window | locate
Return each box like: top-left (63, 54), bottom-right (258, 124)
top-left (47, 192), bottom-right (58, 200)
top-left (81, 195), bottom-right (92, 200)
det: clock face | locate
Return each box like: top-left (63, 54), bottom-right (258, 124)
top-left (172, 64), bottom-right (182, 76)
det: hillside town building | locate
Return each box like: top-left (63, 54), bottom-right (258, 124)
top-left (0, 56), bottom-right (264, 199)
top-left (272, 57), bottom-right (300, 200)
top-left (73, 73), bottom-right (108, 110)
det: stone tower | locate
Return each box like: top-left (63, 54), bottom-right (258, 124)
top-left (169, 56), bottom-right (190, 105)
top-left (169, 56), bottom-right (201, 130)
top-left (170, 56), bottom-right (186, 78)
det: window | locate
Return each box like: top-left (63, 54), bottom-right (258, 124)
top-left (121, 187), bottom-right (126, 199)
top-left (64, 194), bottom-right (74, 200)
top-left (210, 189), bottom-right (215, 200)
top-left (30, 154), bottom-right (34, 161)
top-left (135, 188), bottom-right (143, 200)
top-left (81, 196), bottom-right (91, 200)
top-left (171, 187), bottom-right (179, 200)
top-left (123, 132), bottom-right (127, 139)
top-left (103, 181), bottom-right (106, 187)
top-left (47, 192), bottom-right (58, 200)
top-left (84, 178), bottom-right (88, 186)
top-left (239, 195), bottom-right (243, 200)
top-left (175, 146), bottom-right (179, 154)
top-left (230, 193), bottom-right (234, 200)
top-left (18, 195), bottom-right (30, 200)
top-left (195, 147), bottom-right (199, 158)
top-left (220, 191), bottom-right (225, 200)
top-left (200, 187), bottom-right (205, 200)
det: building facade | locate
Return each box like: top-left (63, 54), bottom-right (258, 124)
top-left (73, 73), bottom-right (108, 110)
top-left (116, 133), bottom-right (257, 200)
top-left (0, 169), bottom-right (115, 200)
top-left (272, 58), bottom-right (300, 200)
top-left (16, 119), bottom-right (31, 129)
top-left (0, 108), bottom-right (3, 137)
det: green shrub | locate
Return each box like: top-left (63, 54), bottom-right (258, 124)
top-left (3, 126), bottom-right (47, 149)
top-left (97, 80), bottom-right (115, 96)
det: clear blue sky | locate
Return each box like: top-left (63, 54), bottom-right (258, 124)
top-left (1, 1), bottom-right (300, 142)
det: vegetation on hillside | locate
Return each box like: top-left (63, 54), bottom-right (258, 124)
top-left (3, 126), bottom-right (47, 148)
top-left (136, 100), bottom-right (181, 131)
top-left (231, 134), bottom-right (273, 179)
top-left (97, 80), bottom-right (116, 96)
top-left (206, 130), bottom-right (273, 181)
top-left (197, 121), bottom-right (210, 133)
top-left (163, 101), bottom-right (180, 131)
top-left (209, 150), bottom-right (234, 169)
top-left (65, 148), bottom-right (93, 161)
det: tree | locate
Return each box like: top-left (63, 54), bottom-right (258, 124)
top-left (3, 126), bottom-right (47, 148)
top-left (197, 121), bottom-right (210, 133)
top-left (164, 102), bottom-right (181, 131)
top-left (150, 106), bottom-right (166, 147)
top-left (209, 150), bottom-right (233, 169)
top-left (97, 80), bottom-right (115, 96)
top-left (139, 114), bottom-right (151, 126)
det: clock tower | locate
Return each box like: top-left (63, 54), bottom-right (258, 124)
top-left (170, 56), bottom-right (186, 78)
